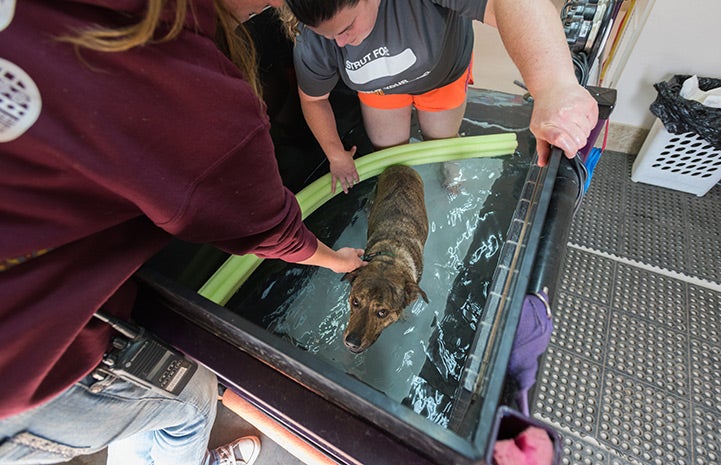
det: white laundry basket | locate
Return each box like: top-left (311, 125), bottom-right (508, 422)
top-left (631, 118), bottom-right (721, 196)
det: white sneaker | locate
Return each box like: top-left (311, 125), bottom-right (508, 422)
top-left (210, 436), bottom-right (261, 465)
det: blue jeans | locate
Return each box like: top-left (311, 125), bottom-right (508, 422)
top-left (0, 363), bottom-right (219, 465)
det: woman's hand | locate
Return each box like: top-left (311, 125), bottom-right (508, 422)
top-left (329, 146), bottom-right (359, 194)
top-left (530, 82), bottom-right (598, 166)
top-left (297, 89), bottom-right (361, 192)
top-left (486, 0), bottom-right (599, 166)
top-left (296, 240), bottom-right (366, 273)
top-left (330, 247), bottom-right (367, 273)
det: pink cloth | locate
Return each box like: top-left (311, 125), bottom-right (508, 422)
top-left (492, 426), bottom-right (555, 465)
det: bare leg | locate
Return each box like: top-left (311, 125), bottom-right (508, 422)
top-left (417, 101), bottom-right (469, 194)
top-left (360, 103), bottom-right (413, 149)
top-left (416, 99), bottom-right (467, 141)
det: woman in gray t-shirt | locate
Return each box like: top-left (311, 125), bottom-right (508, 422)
top-left (286, 0), bottom-right (599, 193)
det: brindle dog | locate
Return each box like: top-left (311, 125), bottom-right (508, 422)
top-left (342, 165), bottom-right (429, 353)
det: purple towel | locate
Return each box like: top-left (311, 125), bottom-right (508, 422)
top-left (508, 292), bottom-right (553, 415)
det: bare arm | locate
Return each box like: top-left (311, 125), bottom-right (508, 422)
top-left (485, 0), bottom-right (598, 165)
top-left (298, 88), bottom-right (359, 193)
top-left (296, 239), bottom-right (366, 273)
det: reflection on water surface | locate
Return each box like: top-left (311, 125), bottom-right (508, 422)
top-left (229, 156), bottom-right (525, 426)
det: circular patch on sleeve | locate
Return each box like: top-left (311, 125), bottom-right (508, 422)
top-left (0, 0), bottom-right (16, 31)
top-left (0, 57), bottom-right (42, 142)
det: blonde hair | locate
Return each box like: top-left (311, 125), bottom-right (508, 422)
top-left (58, 0), bottom-right (262, 96)
top-left (275, 3), bottom-right (301, 43)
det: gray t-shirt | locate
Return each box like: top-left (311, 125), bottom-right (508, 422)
top-left (293, 0), bottom-right (488, 97)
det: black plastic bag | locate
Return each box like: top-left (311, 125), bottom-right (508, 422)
top-left (649, 75), bottom-right (721, 150)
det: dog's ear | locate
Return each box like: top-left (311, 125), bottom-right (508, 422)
top-left (418, 286), bottom-right (429, 303)
top-left (404, 281), bottom-right (429, 305)
top-left (341, 270), bottom-right (358, 283)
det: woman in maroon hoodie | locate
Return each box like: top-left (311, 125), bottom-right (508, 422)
top-left (0, 1), bottom-right (364, 463)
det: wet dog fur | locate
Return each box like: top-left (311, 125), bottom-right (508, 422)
top-left (342, 165), bottom-right (429, 353)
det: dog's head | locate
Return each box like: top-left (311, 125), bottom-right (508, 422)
top-left (341, 266), bottom-right (428, 353)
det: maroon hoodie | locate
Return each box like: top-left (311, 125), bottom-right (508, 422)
top-left (0, 0), bottom-right (318, 418)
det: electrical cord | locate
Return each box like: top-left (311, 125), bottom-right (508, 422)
top-left (572, 51), bottom-right (590, 86)
top-left (569, 154), bottom-right (589, 215)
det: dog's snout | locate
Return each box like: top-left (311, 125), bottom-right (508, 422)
top-left (344, 333), bottom-right (363, 353)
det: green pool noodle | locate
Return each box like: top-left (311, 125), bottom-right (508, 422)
top-left (199, 133), bottom-right (518, 305)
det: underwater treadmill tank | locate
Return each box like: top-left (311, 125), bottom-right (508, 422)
top-left (134, 90), bottom-right (563, 464)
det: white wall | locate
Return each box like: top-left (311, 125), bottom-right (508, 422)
top-left (606, 0), bottom-right (721, 128)
top-left (471, 21), bottom-right (523, 95)
top-left (470, 0), bottom-right (566, 95)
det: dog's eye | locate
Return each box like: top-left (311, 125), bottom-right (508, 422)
top-left (376, 309), bottom-right (388, 318)
top-left (352, 298), bottom-right (360, 307)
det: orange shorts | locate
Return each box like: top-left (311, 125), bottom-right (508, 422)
top-left (357, 61), bottom-right (474, 112)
